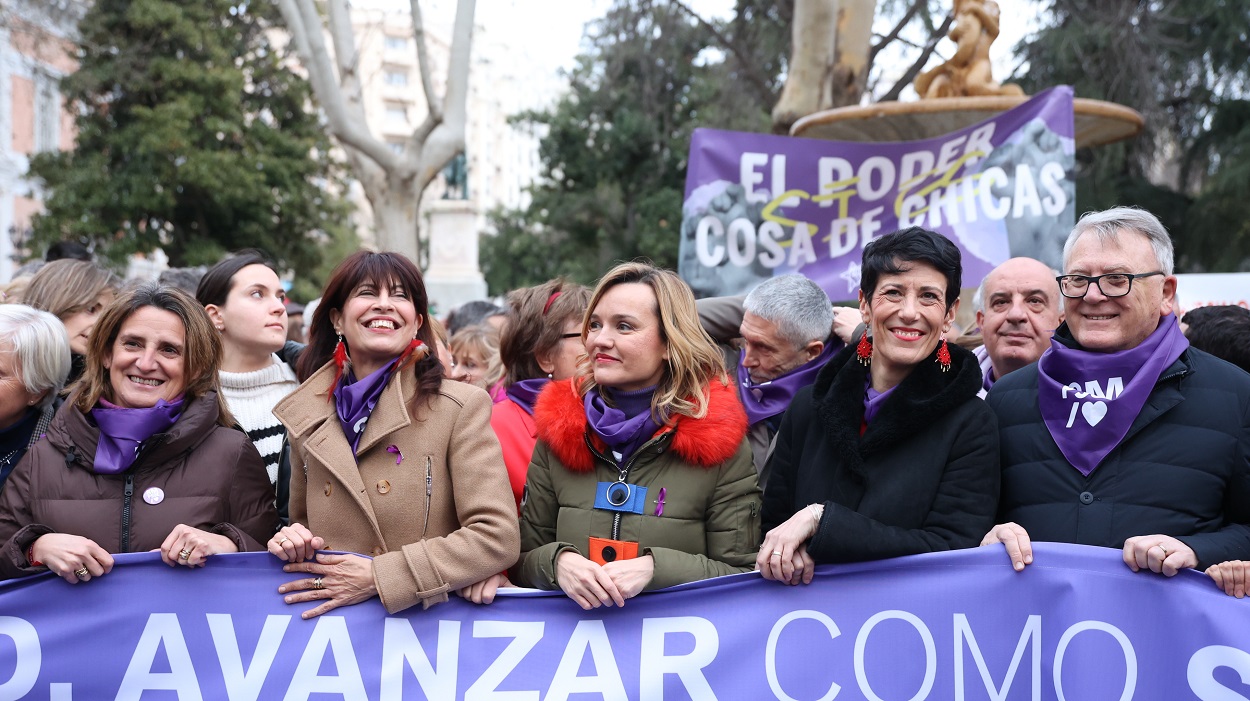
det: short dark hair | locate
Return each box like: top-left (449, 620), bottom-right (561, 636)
top-left (861, 226), bottom-right (962, 309)
top-left (45, 240), bottom-right (92, 262)
top-left (195, 249), bottom-right (278, 307)
top-left (1182, 305), bottom-right (1250, 374)
top-left (446, 300), bottom-right (505, 337)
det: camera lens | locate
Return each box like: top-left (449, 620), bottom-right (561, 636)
top-left (607, 483), bottom-right (630, 506)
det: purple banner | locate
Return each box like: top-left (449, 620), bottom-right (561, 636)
top-left (679, 87), bottom-right (1076, 299)
top-left (4, 543), bottom-right (1250, 699)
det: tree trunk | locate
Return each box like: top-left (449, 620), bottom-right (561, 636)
top-left (772, 0), bottom-right (877, 134)
top-left (275, 0), bottom-right (475, 265)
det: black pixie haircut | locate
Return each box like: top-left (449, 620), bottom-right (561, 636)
top-left (860, 226), bottom-right (962, 309)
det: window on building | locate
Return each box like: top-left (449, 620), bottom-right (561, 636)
top-left (385, 35), bottom-right (408, 53)
top-left (384, 103), bottom-right (407, 125)
top-left (386, 140), bottom-right (405, 155)
top-left (34, 72), bottom-right (60, 153)
top-left (383, 70), bottom-right (409, 87)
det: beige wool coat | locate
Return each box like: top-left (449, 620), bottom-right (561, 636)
top-left (274, 362), bottom-right (520, 613)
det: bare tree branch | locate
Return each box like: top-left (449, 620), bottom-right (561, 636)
top-left (276, 0), bottom-right (399, 171)
top-left (667, 0), bottom-right (777, 105)
top-left (880, 11), bottom-right (954, 102)
top-left (870, 0), bottom-right (925, 63)
top-left (410, 0), bottom-right (443, 124)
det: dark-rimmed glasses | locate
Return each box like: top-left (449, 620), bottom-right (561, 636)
top-left (1056, 272), bottom-right (1164, 299)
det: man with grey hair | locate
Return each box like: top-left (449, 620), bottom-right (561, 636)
top-left (972, 257), bottom-right (1063, 397)
top-left (699, 274), bottom-right (857, 483)
top-left (982, 206), bottom-right (1250, 596)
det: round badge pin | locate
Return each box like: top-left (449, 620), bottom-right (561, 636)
top-left (143, 487), bottom-right (165, 505)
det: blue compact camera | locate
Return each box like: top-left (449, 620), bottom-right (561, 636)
top-left (593, 481), bottom-right (648, 514)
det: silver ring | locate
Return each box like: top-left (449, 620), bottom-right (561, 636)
top-left (277, 536), bottom-right (290, 546)
top-left (74, 568), bottom-right (90, 580)
top-left (312, 577), bottom-right (324, 590)
top-left (771, 551), bottom-right (782, 558)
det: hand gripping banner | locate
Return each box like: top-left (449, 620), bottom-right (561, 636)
top-left (1, 543), bottom-right (1248, 700)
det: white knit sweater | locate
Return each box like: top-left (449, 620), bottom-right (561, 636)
top-left (218, 356), bottom-right (299, 485)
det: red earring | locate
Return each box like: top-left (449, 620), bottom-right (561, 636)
top-left (331, 333), bottom-right (349, 390)
top-left (936, 338), bottom-right (951, 372)
top-left (856, 331), bottom-right (872, 366)
top-left (397, 337), bottom-right (429, 369)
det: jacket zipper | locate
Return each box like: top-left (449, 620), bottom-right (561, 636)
top-left (121, 473), bottom-right (134, 553)
top-left (422, 456), bottom-right (433, 538)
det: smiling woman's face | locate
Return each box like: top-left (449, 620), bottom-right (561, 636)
top-left (330, 277), bottom-right (421, 379)
top-left (104, 306), bottom-right (187, 408)
top-left (860, 261), bottom-right (956, 388)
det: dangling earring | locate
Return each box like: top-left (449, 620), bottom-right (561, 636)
top-left (856, 331), bottom-right (872, 366)
top-left (397, 336), bottom-right (429, 369)
top-left (936, 338), bottom-right (952, 372)
top-left (331, 333), bottom-right (349, 390)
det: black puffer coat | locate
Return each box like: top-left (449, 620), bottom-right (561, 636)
top-left (763, 341), bottom-right (1000, 562)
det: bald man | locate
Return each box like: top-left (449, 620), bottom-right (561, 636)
top-left (973, 257), bottom-right (1063, 394)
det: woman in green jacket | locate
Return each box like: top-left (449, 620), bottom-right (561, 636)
top-left (514, 262), bottom-right (761, 610)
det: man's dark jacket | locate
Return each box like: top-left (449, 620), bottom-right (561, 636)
top-left (986, 328), bottom-right (1250, 569)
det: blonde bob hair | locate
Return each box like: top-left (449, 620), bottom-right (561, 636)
top-left (575, 262), bottom-right (726, 421)
top-left (73, 283), bottom-right (233, 427)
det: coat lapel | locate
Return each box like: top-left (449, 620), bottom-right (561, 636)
top-left (357, 367), bottom-right (414, 455)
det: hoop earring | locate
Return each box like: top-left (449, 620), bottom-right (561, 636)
top-left (936, 338), bottom-right (952, 372)
top-left (856, 331), bottom-right (872, 366)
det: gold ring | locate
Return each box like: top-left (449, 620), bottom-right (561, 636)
top-left (277, 536), bottom-right (290, 546)
top-left (312, 577), bottom-right (324, 590)
top-left (74, 568), bottom-right (89, 580)
top-left (178, 548), bottom-right (192, 560)
top-left (1157, 544), bottom-right (1169, 555)
top-left (771, 551), bottom-right (782, 558)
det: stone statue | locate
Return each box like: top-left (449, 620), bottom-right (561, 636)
top-left (914, 0), bottom-right (1024, 99)
top-left (442, 153), bottom-right (468, 200)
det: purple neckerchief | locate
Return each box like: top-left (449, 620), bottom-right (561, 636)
top-left (506, 378), bottom-right (549, 416)
top-left (863, 380), bottom-right (898, 425)
top-left (334, 360), bottom-right (399, 456)
top-left (974, 344), bottom-right (995, 393)
top-left (585, 386), bottom-right (661, 466)
top-left (1037, 314), bottom-right (1189, 476)
top-left (90, 397), bottom-right (184, 475)
top-left (738, 338), bottom-right (839, 425)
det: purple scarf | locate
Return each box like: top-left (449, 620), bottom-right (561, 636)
top-left (90, 397), bottom-right (184, 475)
top-left (334, 361), bottom-right (399, 455)
top-left (585, 386), bottom-right (662, 466)
top-left (1037, 315), bottom-right (1189, 476)
top-left (506, 378), bottom-right (548, 416)
top-left (738, 339), bottom-right (839, 425)
top-left (863, 381), bottom-right (898, 425)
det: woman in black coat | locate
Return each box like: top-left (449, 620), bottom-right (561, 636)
top-left (757, 227), bottom-right (1000, 585)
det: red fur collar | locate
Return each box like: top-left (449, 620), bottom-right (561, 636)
top-left (533, 378), bottom-right (747, 472)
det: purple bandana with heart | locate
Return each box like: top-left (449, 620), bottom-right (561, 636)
top-left (1037, 314), bottom-right (1188, 476)
top-left (334, 360), bottom-right (398, 456)
top-left (737, 339), bottom-right (839, 426)
top-left (90, 397), bottom-right (184, 474)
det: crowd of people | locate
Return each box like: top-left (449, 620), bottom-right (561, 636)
top-left (2, 204), bottom-right (1250, 616)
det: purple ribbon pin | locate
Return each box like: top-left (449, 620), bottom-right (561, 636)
top-left (655, 487), bottom-right (666, 516)
top-left (386, 445), bottom-right (403, 465)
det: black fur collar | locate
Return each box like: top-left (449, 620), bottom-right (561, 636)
top-left (811, 340), bottom-right (982, 478)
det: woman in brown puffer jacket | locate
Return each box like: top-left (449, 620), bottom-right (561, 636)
top-left (0, 283), bottom-right (277, 584)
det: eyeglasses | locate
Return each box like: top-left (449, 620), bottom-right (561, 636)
top-left (1055, 271), bottom-right (1164, 299)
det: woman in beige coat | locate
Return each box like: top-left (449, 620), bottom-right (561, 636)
top-left (268, 251), bottom-right (519, 618)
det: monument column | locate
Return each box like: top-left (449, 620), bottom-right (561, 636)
top-left (423, 199), bottom-right (487, 316)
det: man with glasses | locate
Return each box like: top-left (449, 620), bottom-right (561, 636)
top-left (980, 207), bottom-right (1250, 595)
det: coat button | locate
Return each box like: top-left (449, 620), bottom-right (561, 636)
top-left (372, 546), bottom-right (384, 556)
top-left (1079, 491), bottom-right (1095, 505)
top-left (377, 480), bottom-right (391, 494)
top-left (324, 482), bottom-right (332, 497)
